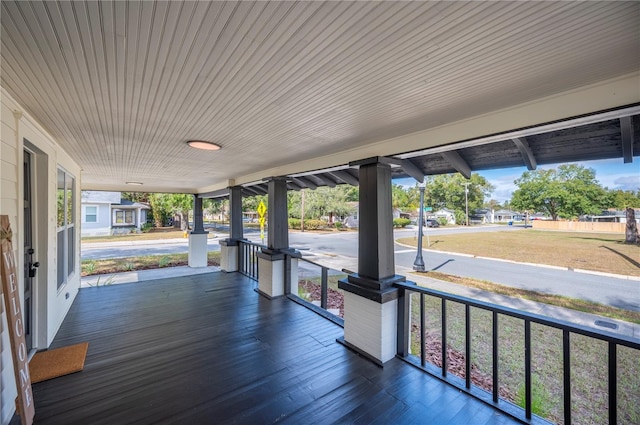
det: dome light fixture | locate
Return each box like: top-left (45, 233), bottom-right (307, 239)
top-left (187, 140), bottom-right (221, 151)
top-left (125, 181), bottom-right (144, 186)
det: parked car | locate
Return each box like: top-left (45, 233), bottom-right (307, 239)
top-left (425, 219), bottom-right (439, 228)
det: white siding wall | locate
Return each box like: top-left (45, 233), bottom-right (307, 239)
top-left (1, 88), bottom-right (20, 425)
top-left (1, 88), bottom-right (82, 425)
top-left (81, 203), bottom-right (112, 236)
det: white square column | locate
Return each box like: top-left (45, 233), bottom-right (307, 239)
top-left (342, 290), bottom-right (398, 364)
top-left (219, 240), bottom-right (238, 272)
top-left (188, 233), bottom-right (208, 268)
top-left (257, 254), bottom-right (284, 298)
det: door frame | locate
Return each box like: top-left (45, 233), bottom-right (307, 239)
top-left (23, 141), bottom-right (48, 350)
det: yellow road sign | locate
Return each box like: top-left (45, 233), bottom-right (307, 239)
top-left (259, 216), bottom-right (266, 226)
top-left (257, 201), bottom-right (266, 217)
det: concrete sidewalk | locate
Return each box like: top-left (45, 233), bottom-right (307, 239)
top-left (406, 271), bottom-right (640, 340)
top-left (81, 264), bottom-right (639, 341)
top-left (81, 265), bottom-right (220, 288)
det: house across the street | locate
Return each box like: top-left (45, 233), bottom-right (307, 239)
top-left (81, 191), bottom-right (150, 236)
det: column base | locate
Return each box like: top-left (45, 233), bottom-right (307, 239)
top-left (338, 274), bottom-right (405, 364)
top-left (220, 239), bottom-right (239, 272)
top-left (257, 249), bottom-right (300, 298)
top-left (257, 250), bottom-right (286, 298)
top-left (188, 232), bottom-right (209, 268)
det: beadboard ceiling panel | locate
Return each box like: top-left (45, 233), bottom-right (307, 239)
top-left (1, 1), bottom-right (639, 192)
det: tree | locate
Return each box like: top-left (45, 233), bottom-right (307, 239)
top-left (511, 164), bottom-right (607, 221)
top-left (625, 207), bottom-right (639, 244)
top-left (607, 189), bottom-right (640, 209)
top-left (288, 187), bottom-right (354, 222)
top-left (148, 193), bottom-right (193, 230)
top-left (425, 173), bottom-right (494, 223)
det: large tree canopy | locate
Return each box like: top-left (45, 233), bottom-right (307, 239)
top-left (510, 164), bottom-right (608, 221)
top-left (424, 173), bottom-right (494, 223)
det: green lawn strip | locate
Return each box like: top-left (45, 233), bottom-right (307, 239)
top-left (397, 229), bottom-right (640, 276)
top-left (409, 293), bottom-right (639, 424)
top-left (81, 252), bottom-right (221, 275)
top-left (414, 270), bottom-right (640, 325)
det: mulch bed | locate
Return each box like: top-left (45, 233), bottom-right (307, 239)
top-left (81, 259), bottom-right (220, 276)
top-left (298, 280), bottom-right (344, 317)
top-left (413, 323), bottom-right (516, 401)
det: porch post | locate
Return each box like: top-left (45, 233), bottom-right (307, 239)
top-left (189, 195), bottom-right (209, 267)
top-left (220, 186), bottom-right (244, 272)
top-left (339, 157), bottom-right (407, 365)
top-left (257, 177), bottom-right (292, 298)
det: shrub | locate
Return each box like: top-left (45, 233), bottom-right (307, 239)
top-left (141, 223), bottom-right (154, 233)
top-left (393, 218), bottom-right (411, 228)
top-left (82, 261), bottom-right (96, 275)
top-left (288, 218), bottom-right (301, 230)
top-left (334, 222), bottom-right (344, 230)
top-left (304, 219), bottom-right (327, 230)
top-left (158, 256), bottom-right (170, 268)
top-left (454, 210), bottom-right (467, 225)
top-left (120, 261), bottom-right (135, 272)
top-left (437, 217), bottom-right (448, 226)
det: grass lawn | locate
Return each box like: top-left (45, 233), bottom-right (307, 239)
top-left (398, 229), bottom-right (640, 276)
top-left (81, 252), bottom-right (221, 275)
top-left (81, 227), bottom-right (224, 242)
top-left (410, 294), bottom-right (639, 424)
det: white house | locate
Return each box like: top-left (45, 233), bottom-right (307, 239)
top-left (427, 209), bottom-right (456, 225)
top-left (81, 191), bottom-right (150, 236)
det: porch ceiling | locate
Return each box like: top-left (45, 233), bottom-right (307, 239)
top-left (1, 1), bottom-right (639, 193)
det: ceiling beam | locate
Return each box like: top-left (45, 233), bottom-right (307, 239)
top-left (511, 137), bottom-right (537, 170)
top-left (620, 116), bottom-right (634, 163)
top-left (242, 186), bottom-right (262, 197)
top-left (287, 180), bottom-right (303, 191)
top-left (328, 170), bottom-right (359, 186)
top-left (255, 183), bottom-right (269, 195)
top-left (293, 176), bottom-right (318, 190)
top-left (400, 159), bottom-right (425, 183)
top-left (313, 174), bottom-right (336, 188)
top-left (198, 188), bottom-right (230, 199)
top-left (440, 151), bottom-right (471, 179)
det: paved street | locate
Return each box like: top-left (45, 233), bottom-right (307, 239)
top-left (81, 225), bottom-right (640, 311)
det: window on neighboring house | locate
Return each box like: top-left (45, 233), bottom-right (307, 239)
top-left (57, 168), bottom-right (75, 289)
top-left (113, 209), bottom-right (135, 225)
top-left (84, 206), bottom-right (97, 223)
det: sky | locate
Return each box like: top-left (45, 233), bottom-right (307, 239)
top-left (395, 158), bottom-right (640, 203)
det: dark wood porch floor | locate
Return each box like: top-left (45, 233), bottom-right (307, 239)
top-left (14, 272), bottom-right (519, 425)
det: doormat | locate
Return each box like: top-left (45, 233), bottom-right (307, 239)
top-left (29, 342), bottom-right (89, 383)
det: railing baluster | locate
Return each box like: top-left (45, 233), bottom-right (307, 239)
top-left (442, 298), bottom-right (447, 377)
top-left (563, 329), bottom-right (571, 425)
top-left (396, 287), bottom-right (410, 357)
top-left (391, 282), bottom-right (639, 425)
top-left (321, 266), bottom-right (328, 309)
top-left (465, 304), bottom-right (471, 389)
top-left (493, 311), bottom-right (499, 403)
top-left (609, 341), bottom-right (617, 425)
top-left (524, 320), bottom-right (531, 420)
top-left (420, 293), bottom-right (425, 367)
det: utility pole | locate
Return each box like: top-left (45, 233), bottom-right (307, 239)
top-left (413, 181), bottom-right (426, 271)
top-left (301, 190), bottom-right (305, 232)
top-left (463, 182), bottom-right (470, 226)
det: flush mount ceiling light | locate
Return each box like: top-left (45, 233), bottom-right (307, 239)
top-left (125, 181), bottom-right (143, 186)
top-left (187, 140), bottom-right (221, 151)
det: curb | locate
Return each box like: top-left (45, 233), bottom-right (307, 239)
top-left (394, 241), bottom-right (639, 281)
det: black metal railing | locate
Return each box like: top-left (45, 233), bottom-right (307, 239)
top-left (238, 240), bottom-right (263, 280)
top-left (395, 281), bottom-right (640, 425)
top-left (286, 256), bottom-right (346, 326)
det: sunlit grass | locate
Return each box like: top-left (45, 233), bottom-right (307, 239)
top-left (398, 229), bottom-right (640, 276)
